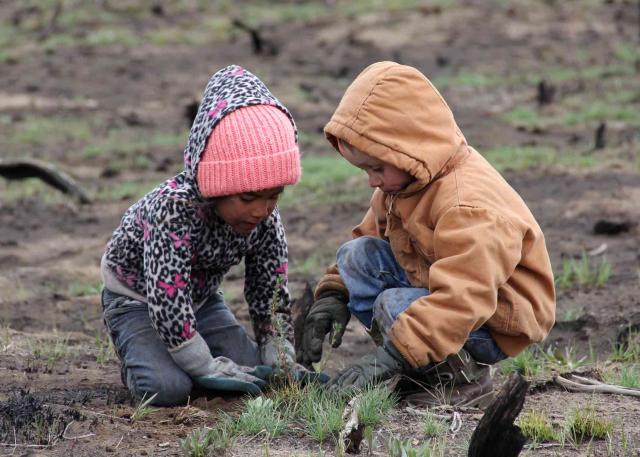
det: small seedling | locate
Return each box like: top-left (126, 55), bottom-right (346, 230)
top-left (28, 336), bottom-right (70, 372)
top-left (357, 385), bottom-right (398, 428)
top-left (131, 392), bottom-right (158, 422)
top-left (543, 345), bottom-right (588, 371)
top-left (422, 412), bottom-right (446, 438)
top-left (555, 253), bottom-right (611, 290)
top-left (387, 435), bottom-right (445, 457)
top-left (236, 397), bottom-right (287, 438)
top-left (611, 329), bottom-right (640, 363)
top-left (312, 321), bottom-right (343, 373)
top-left (180, 414), bottom-right (237, 457)
top-left (566, 406), bottom-right (614, 443)
top-left (180, 428), bottom-right (211, 457)
top-left (500, 346), bottom-right (544, 377)
top-left (95, 331), bottom-right (116, 365)
top-left (603, 365), bottom-right (640, 389)
top-left (357, 385), bottom-right (398, 452)
top-left (518, 410), bottom-right (559, 444)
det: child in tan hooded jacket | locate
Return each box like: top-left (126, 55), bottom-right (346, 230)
top-left (298, 61), bottom-right (556, 403)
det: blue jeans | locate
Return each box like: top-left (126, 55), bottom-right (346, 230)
top-left (336, 236), bottom-right (506, 365)
top-left (101, 289), bottom-right (261, 406)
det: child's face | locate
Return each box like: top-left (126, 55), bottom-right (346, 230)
top-left (212, 186), bottom-right (284, 234)
top-left (338, 141), bottom-right (414, 193)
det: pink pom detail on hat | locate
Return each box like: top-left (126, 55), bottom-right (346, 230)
top-left (197, 104), bottom-right (301, 197)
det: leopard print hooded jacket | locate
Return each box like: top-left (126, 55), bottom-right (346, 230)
top-left (102, 65), bottom-right (294, 349)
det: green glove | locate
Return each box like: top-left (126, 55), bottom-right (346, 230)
top-left (193, 358), bottom-right (273, 396)
top-left (327, 345), bottom-right (408, 390)
top-left (298, 291), bottom-right (350, 366)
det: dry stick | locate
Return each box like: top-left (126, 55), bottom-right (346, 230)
top-left (554, 374), bottom-right (640, 397)
top-left (61, 421), bottom-right (95, 440)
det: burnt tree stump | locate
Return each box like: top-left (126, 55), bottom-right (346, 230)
top-left (468, 373), bottom-right (529, 457)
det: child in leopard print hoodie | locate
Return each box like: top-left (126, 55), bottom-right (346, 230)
top-left (101, 65), bottom-right (308, 405)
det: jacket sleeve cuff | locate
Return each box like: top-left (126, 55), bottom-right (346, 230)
top-left (168, 332), bottom-right (214, 377)
top-left (314, 274), bottom-right (349, 301)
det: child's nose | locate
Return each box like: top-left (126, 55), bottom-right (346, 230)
top-left (252, 200), bottom-right (271, 219)
top-left (368, 174), bottom-right (383, 188)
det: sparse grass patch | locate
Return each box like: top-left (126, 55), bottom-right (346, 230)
top-left (28, 336), bottom-right (70, 372)
top-left (94, 180), bottom-right (158, 202)
top-left (235, 396), bottom-right (288, 438)
top-left (565, 406), bottom-right (613, 443)
top-left (83, 129), bottom-right (185, 158)
top-left (555, 253), bottom-right (611, 290)
top-left (180, 414), bottom-right (237, 457)
top-left (500, 346), bottom-right (545, 377)
top-left (561, 306), bottom-right (585, 322)
top-left (67, 279), bottom-right (102, 297)
top-left (357, 385), bottom-right (398, 451)
top-left (422, 411), bottom-right (447, 438)
top-left (543, 345), bottom-right (589, 372)
top-left (603, 365), bottom-right (640, 389)
top-left (131, 392), bottom-right (158, 422)
top-left (518, 410), bottom-right (559, 444)
top-left (298, 384), bottom-right (345, 444)
top-left (279, 155), bottom-right (366, 208)
top-left (85, 27), bottom-right (140, 47)
top-left (611, 329), bottom-right (640, 363)
top-left (0, 178), bottom-right (70, 204)
top-left (387, 435), bottom-right (446, 457)
top-left (483, 145), bottom-right (596, 172)
top-left (12, 116), bottom-right (92, 147)
top-left (95, 331), bottom-right (116, 365)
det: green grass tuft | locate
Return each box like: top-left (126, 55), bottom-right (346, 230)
top-left (566, 406), bottom-right (614, 443)
top-left (555, 253), bottom-right (611, 290)
top-left (298, 384), bottom-right (345, 444)
top-left (518, 410), bottom-right (559, 444)
top-left (235, 396), bottom-right (288, 438)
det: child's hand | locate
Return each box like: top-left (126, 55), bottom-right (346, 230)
top-left (297, 291), bottom-right (350, 366)
top-left (193, 357), bottom-right (273, 395)
top-left (326, 345), bottom-right (404, 390)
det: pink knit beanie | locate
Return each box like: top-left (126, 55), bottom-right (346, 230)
top-left (197, 104), bottom-right (301, 197)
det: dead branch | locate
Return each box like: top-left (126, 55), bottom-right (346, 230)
top-left (555, 374), bottom-right (640, 397)
top-left (0, 159), bottom-right (91, 204)
top-left (231, 19), bottom-right (278, 55)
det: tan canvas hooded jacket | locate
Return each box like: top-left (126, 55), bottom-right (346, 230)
top-left (316, 62), bottom-right (556, 368)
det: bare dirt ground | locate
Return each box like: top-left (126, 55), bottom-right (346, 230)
top-left (0, 1), bottom-right (639, 456)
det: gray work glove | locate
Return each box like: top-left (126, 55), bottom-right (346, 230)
top-left (297, 291), bottom-right (350, 366)
top-left (170, 333), bottom-right (272, 396)
top-left (327, 344), bottom-right (409, 390)
top-left (261, 336), bottom-right (330, 384)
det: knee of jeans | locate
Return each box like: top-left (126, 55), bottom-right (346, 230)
top-left (337, 236), bottom-right (384, 274)
top-left (127, 366), bottom-right (192, 406)
top-left (372, 290), bottom-right (398, 334)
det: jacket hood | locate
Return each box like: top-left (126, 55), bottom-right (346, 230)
top-left (324, 61), bottom-right (467, 187)
top-left (179, 65), bottom-right (296, 198)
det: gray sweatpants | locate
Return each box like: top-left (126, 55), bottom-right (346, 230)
top-left (101, 288), bottom-right (261, 406)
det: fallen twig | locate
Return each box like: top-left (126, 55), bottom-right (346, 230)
top-left (555, 374), bottom-right (640, 397)
top-left (61, 421), bottom-right (95, 440)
